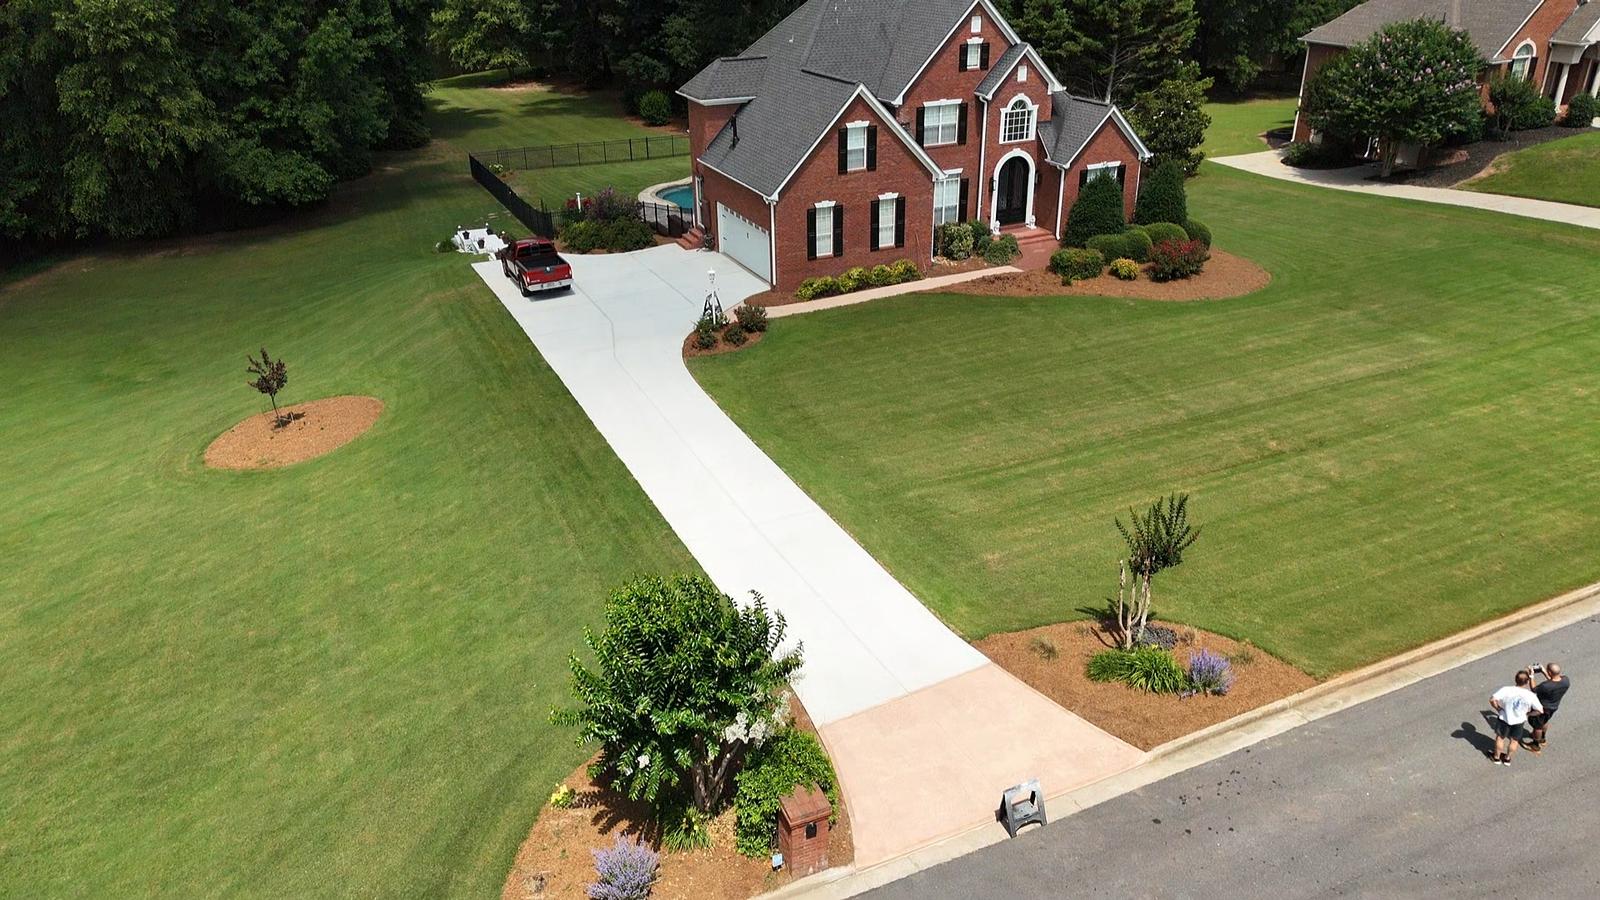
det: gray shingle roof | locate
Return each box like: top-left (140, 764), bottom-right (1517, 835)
top-left (679, 56), bottom-right (768, 101)
top-left (1303, 0), bottom-right (1542, 61)
top-left (1039, 93), bottom-right (1117, 166)
top-left (1553, 2), bottom-right (1600, 44)
top-left (976, 43), bottom-right (1030, 99)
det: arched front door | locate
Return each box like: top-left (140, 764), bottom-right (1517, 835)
top-left (996, 155), bottom-right (1030, 226)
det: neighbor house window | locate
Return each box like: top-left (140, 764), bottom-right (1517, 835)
top-left (846, 124), bottom-right (867, 171)
top-left (1001, 97), bottom-right (1035, 142)
top-left (815, 204), bottom-right (835, 257)
top-left (1510, 41), bottom-right (1536, 81)
top-left (924, 101), bottom-right (960, 146)
top-left (934, 177), bottom-right (961, 225)
top-left (877, 197), bottom-right (897, 248)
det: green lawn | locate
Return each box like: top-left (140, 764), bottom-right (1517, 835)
top-left (692, 164), bottom-right (1600, 678)
top-left (428, 71), bottom-right (691, 208)
top-left (0, 83), bottom-right (692, 895)
top-left (1461, 130), bottom-right (1600, 208)
top-left (1202, 96), bottom-right (1299, 158)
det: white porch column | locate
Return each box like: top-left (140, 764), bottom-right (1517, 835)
top-left (1553, 62), bottom-right (1572, 104)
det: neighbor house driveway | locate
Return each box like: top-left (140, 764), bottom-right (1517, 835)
top-left (472, 247), bottom-right (1142, 864)
top-left (1213, 150), bottom-right (1600, 231)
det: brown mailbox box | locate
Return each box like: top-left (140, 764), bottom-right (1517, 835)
top-left (777, 786), bottom-right (831, 876)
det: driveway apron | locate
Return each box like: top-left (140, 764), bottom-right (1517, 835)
top-left (473, 246), bottom-right (1142, 864)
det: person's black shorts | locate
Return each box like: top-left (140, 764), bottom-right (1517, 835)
top-left (1529, 707), bottom-right (1558, 729)
top-left (1493, 718), bottom-right (1526, 741)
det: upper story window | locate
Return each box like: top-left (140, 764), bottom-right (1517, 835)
top-left (1510, 41), bottom-right (1536, 81)
top-left (970, 15), bottom-right (982, 33)
top-left (923, 101), bottom-right (961, 146)
top-left (965, 40), bottom-right (982, 70)
top-left (846, 124), bottom-right (868, 171)
top-left (1017, 64), bottom-right (1028, 83)
top-left (1001, 97), bottom-right (1036, 143)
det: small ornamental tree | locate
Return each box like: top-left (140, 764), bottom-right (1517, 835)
top-left (1063, 172), bottom-right (1127, 247)
top-left (1128, 63), bottom-right (1213, 175)
top-left (1304, 18), bottom-right (1483, 176)
top-left (245, 348), bottom-right (293, 427)
top-left (1488, 75), bottom-right (1556, 134)
top-left (1133, 159), bottom-right (1188, 226)
top-left (552, 575), bottom-right (801, 847)
top-left (1111, 494), bottom-right (1201, 649)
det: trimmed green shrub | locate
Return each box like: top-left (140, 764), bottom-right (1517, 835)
top-left (867, 264), bottom-right (895, 287)
top-left (837, 266), bottom-right (868, 293)
top-left (1132, 159), bottom-right (1188, 226)
top-left (733, 729), bottom-right (840, 859)
top-left (638, 90), bottom-right (672, 126)
top-left (1182, 219), bottom-right (1211, 249)
top-left (1086, 646), bottom-right (1189, 693)
top-left (734, 304), bottom-right (768, 333)
top-left (794, 276), bottom-right (841, 301)
top-left (694, 315), bottom-right (719, 349)
top-left (1564, 93), bottom-right (1599, 128)
top-left (1110, 258), bottom-right (1140, 280)
top-left (1086, 228), bottom-right (1153, 264)
top-left (983, 233), bottom-right (1020, 265)
top-left (1149, 238), bottom-right (1209, 282)
top-left (1282, 139), bottom-right (1356, 168)
top-left (723, 323), bottom-right (748, 346)
top-left (561, 220), bottom-right (602, 253)
top-left (602, 218), bottom-right (656, 252)
top-left (1049, 247), bottom-right (1105, 281)
top-left (1062, 173), bottom-right (1126, 247)
top-left (937, 222), bottom-right (975, 260)
top-left (1143, 222), bottom-right (1189, 246)
top-left (968, 219), bottom-right (994, 256)
top-left (1490, 75), bottom-right (1556, 133)
top-left (889, 259), bottom-right (922, 283)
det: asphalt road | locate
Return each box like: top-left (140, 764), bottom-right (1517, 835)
top-left (865, 615), bottom-right (1600, 899)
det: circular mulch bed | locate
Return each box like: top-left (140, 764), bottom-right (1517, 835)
top-left (954, 249), bottom-right (1270, 302)
top-left (204, 396), bottom-right (384, 470)
top-left (683, 324), bottom-right (766, 358)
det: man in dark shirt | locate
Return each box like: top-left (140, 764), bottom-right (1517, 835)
top-left (1527, 662), bottom-right (1570, 752)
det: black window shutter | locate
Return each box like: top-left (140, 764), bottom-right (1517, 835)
top-left (867, 126), bottom-right (878, 171)
top-left (806, 208), bottom-right (818, 261)
top-left (959, 45), bottom-right (969, 72)
top-left (1116, 164), bottom-right (1126, 188)
top-left (870, 201), bottom-right (881, 251)
top-left (916, 108), bottom-right (927, 146)
top-left (1079, 167), bottom-right (1089, 188)
top-left (894, 197), bottom-right (906, 248)
top-left (980, 43), bottom-right (990, 70)
top-left (958, 178), bottom-right (970, 222)
top-left (957, 102), bottom-right (969, 145)
top-left (837, 128), bottom-right (847, 174)
top-left (833, 205), bottom-right (845, 257)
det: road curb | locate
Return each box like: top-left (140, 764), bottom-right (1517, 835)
top-left (759, 580), bottom-right (1600, 899)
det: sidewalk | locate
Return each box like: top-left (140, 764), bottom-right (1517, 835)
top-left (766, 267), bottom-right (1018, 319)
top-left (1211, 150), bottom-right (1600, 231)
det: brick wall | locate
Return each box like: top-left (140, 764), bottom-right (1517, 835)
top-left (1057, 118), bottom-right (1143, 229)
top-left (696, 162), bottom-right (771, 277)
top-left (687, 102), bottom-right (737, 160)
top-left (1293, 43), bottom-right (1344, 142)
top-left (1503, 0), bottom-right (1582, 91)
top-left (899, 0), bottom-right (1006, 218)
top-left (979, 56), bottom-right (1054, 226)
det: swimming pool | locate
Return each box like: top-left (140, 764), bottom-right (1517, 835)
top-left (659, 184), bottom-right (694, 210)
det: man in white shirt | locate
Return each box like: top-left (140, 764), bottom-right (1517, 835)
top-left (1488, 670), bottom-right (1543, 766)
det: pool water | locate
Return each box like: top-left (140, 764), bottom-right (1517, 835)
top-left (659, 185), bottom-right (694, 210)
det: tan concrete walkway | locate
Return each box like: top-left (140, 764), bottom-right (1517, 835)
top-left (1212, 150), bottom-right (1600, 231)
top-left (766, 267), bottom-right (1019, 319)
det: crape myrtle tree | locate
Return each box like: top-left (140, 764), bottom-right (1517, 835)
top-left (1111, 494), bottom-right (1201, 649)
top-left (552, 575), bottom-right (802, 848)
top-left (1303, 18), bottom-right (1483, 177)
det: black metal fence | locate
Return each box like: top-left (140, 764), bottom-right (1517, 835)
top-left (471, 135), bottom-right (690, 170)
top-left (467, 151), bottom-right (692, 240)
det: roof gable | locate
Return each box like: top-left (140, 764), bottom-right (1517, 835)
top-left (1039, 93), bottom-right (1153, 168)
top-left (1553, 1), bottom-right (1600, 44)
top-left (975, 43), bottom-right (1065, 100)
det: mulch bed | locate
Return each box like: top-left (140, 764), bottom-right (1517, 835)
top-left (683, 324), bottom-right (767, 358)
top-left (500, 695), bottom-right (853, 900)
top-left (203, 396), bottom-right (383, 470)
top-left (1377, 127), bottom-right (1576, 188)
top-left (953, 249), bottom-right (1270, 302)
top-left (979, 621), bottom-right (1316, 751)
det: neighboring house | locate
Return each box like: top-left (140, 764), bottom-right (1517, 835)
top-left (1292, 0), bottom-right (1600, 144)
top-left (678, 0), bottom-right (1151, 288)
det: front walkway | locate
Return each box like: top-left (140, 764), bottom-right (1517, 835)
top-left (1212, 150), bottom-right (1600, 231)
top-left (472, 246), bottom-right (1142, 864)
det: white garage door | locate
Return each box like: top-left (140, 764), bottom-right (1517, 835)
top-left (716, 203), bottom-right (771, 284)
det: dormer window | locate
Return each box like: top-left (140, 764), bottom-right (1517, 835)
top-left (1001, 97), bottom-right (1036, 143)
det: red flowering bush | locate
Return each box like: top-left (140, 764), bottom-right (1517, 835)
top-left (1148, 238), bottom-right (1209, 282)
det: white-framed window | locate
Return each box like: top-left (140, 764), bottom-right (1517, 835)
top-left (1001, 97), bottom-right (1036, 143)
top-left (1509, 41), bottom-right (1536, 81)
top-left (1018, 64), bottom-right (1028, 83)
top-left (965, 40), bottom-right (982, 70)
top-left (924, 101), bottom-right (960, 146)
top-left (970, 15), bottom-right (982, 33)
top-left (877, 196), bottom-right (898, 248)
top-left (845, 123), bottom-right (867, 171)
top-left (814, 202), bottom-right (835, 257)
top-left (933, 176), bottom-right (961, 226)
top-left (1081, 161), bottom-right (1124, 188)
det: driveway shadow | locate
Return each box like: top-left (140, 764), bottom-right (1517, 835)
top-left (1451, 713), bottom-right (1499, 758)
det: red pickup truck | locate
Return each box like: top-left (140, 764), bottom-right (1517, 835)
top-left (499, 238), bottom-right (573, 295)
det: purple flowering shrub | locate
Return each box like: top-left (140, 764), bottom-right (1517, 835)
top-left (1186, 649), bottom-right (1234, 696)
top-left (588, 834), bottom-right (659, 900)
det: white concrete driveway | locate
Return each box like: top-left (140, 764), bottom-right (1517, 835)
top-left (473, 246), bottom-right (1141, 864)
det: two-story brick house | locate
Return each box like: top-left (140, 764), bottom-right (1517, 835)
top-left (1292, 0), bottom-right (1600, 145)
top-left (677, 0), bottom-right (1151, 288)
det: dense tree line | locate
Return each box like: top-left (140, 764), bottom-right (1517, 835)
top-left (1, 0), bottom-right (432, 241)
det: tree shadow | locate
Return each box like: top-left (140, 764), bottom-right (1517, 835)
top-left (1451, 713), bottom-right (1499, 758)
